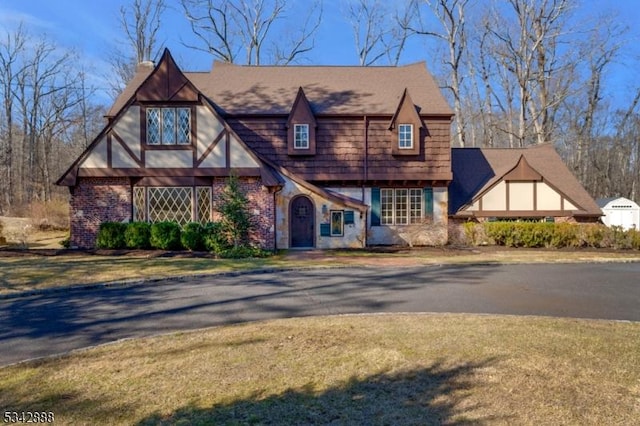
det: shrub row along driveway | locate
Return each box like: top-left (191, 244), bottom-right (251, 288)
top-left (1, 263), bottom-right (639, 366)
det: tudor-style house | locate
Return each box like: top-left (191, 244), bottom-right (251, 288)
top-left (57, 49), bottom-right (454, 249)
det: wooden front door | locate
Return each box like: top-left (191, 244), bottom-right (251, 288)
top-left (290, 196), bottom-right (314, 248)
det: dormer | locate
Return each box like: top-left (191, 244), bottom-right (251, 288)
top-left (388, 89), bottom-right (423, 156)
top-left (136, 49), bottom-right (200, 149)
top-left (287, 87), bottom-right (317, 156)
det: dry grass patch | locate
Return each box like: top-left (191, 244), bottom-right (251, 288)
top-left (0, 314), bottom-right (638, 425)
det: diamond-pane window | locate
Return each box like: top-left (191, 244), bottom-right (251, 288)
top-left (177, 108), bottom-right (191, 145)
top-left (147, 108), bottom-right (160, 145)
top-left (146, 107), bottom-right (191, 145)
top-left (162, 109), bottom-right (176, 144)
top-left (196, 186), bottom-right (211, 223)
top-left (133, 187), bottom-right (146, 222)
top-left (148, 187), bottom-right (193, 226)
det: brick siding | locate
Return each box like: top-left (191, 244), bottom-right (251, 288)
top-left (211, 177), bottom-right (275, 250)
top-left (70, 177), bottom-right (132, 248)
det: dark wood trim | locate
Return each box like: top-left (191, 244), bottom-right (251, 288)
top-left (196, 131), bottom-right (226, 167)
top-left (139, 105), bottom-right (196, 151)
top-left (111, 132), bottom-right (143, 166)
top-left (468, 210), bottom-right (577, 218)
top-left (225, 131), bottom-right (231, 172)
top-left (78, 167), bottom-right (262, 178)
top-left (505, 181), bottom-right (510, 211)
top-left (106, 133), bottom-right (112, 168)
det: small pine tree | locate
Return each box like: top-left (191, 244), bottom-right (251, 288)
top-left (217, 175), bottom-right (254, 248)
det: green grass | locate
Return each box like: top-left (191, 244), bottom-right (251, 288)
top-left (1, 314), bottom-right (638, 425)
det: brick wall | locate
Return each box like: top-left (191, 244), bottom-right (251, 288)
top-left (70, 177), bottom-right (131, 248)
top-left (212, 177), bottom-right (275, 250)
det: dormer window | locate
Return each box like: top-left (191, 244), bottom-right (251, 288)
top-left (398, 124), bottom-right (413, 149)
top-left (147, 107), bottom-right (191, 145)
top-left (294, 124), bottom-right (310, 149)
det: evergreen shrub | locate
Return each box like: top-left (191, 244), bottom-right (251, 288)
top-left (150, 221), bottom-right (182, 250)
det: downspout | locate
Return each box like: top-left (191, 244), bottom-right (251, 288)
top-left (363, 115), bottom-right (369, 247)
top-left (272, 184), bottom-right (283, 252)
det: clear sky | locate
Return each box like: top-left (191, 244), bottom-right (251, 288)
top-left (1, 0), bottom-right (639, 107)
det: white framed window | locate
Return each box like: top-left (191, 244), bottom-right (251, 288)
top-left (381, 188), bottom-right (423, 225)
top-left (147, 107), bottom-right (191, 145)
top-left (135, 186), bottom-right (211, 226)
top-left (330, 210), bottom-right (344, 236)
top-left (196, 186), bottom-right (212, 224)
top-left (294, 124), bottom-right (309, 149)
top-left (398, 124), bottom-right (413, 149)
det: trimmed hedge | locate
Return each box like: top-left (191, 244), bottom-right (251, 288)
top-left (150, 221), bottom-right (183, 250)
top-left (95, 222), bottom-right (127, 249)
top-left (464, 221), bottom-right (640, 250)
top-left (181, 222), bottom-right (205, 251)
top-left (124, 222), bottom-right (151, 249)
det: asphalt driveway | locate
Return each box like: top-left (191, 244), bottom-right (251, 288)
top-left (1, 263), bottom-right (639, 366)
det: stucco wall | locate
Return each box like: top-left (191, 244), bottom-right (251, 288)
top-left (367, 187), bottom-right (448, 246)
top-left (275, 180), bottom-right (366, 249)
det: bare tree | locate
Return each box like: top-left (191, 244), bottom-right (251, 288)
top-left (107, 0), bottom-right (166, 98)
top-left (347, 0), bottom-right (416, 66)
top-left (0, 24), bottom-right (28, 213)
top-left (411, 0), bottom-right (470, 146)
top-left (181, 0), bottom-right (322, 65)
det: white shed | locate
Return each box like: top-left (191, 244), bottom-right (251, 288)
top-left (597, 197), bottom-right (640, 231)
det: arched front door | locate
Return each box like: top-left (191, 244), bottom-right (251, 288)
top-left (290, 196), bottom-right (314, 248)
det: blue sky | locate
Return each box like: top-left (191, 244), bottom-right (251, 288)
top-left (1, 0), bottom-right (639, 107)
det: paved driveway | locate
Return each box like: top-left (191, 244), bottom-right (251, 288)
top-left (1, 263), bottom-right (639, 366)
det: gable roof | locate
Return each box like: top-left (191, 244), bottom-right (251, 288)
top-left (596, 197), bottom-right (640, 209)
top-left (108, 60), bottom-right (452, 118)
top-left (449, 143), bottom-right (601, 217)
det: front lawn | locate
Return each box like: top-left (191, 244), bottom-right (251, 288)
top-left (1, 314), bottom-right (638, 425)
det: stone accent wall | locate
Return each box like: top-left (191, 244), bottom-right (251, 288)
top-left (212, 177), bottom-right (275, 250)
top-left (70, 177), bottom-right (131, 248)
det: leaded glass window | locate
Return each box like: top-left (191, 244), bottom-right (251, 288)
top-left (147, 187), bottom-right (193, 226)
top-left (133, 187), bottom-right (146, 222)
top-left (196, 186), bottom-right (212, 223)
top-left (146, 107), bottom-right (191, 145)
top-left (147, 108), bottom-right (161, 145)
top-left (177, 108), bottom-right (191, 144)
top-left (162, 108), bottom-right (176, 145)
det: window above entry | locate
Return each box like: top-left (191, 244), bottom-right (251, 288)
top-left (398, 124), bottom-right (414, 149)
top-left (294, 124), bottom-right (310, 149)
top-left (146, 107), bottom-right (191, 146)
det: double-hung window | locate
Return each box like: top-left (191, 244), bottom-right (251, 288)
top-left (147, 107), bottom-right (191, 145)
top-left (381, 188), bottom-right (423, 225)
top-left (398, 124), bottom-right (413, 149)
top-left (294, 124), bottom-right (310, 149)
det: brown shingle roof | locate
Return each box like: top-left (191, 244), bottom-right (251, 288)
top-left (190, 61), bottom-right (452, 116)
top-left (108, 59), bottom-right (452, 117)
top-left (450, 143), bottom-right (602, 217)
